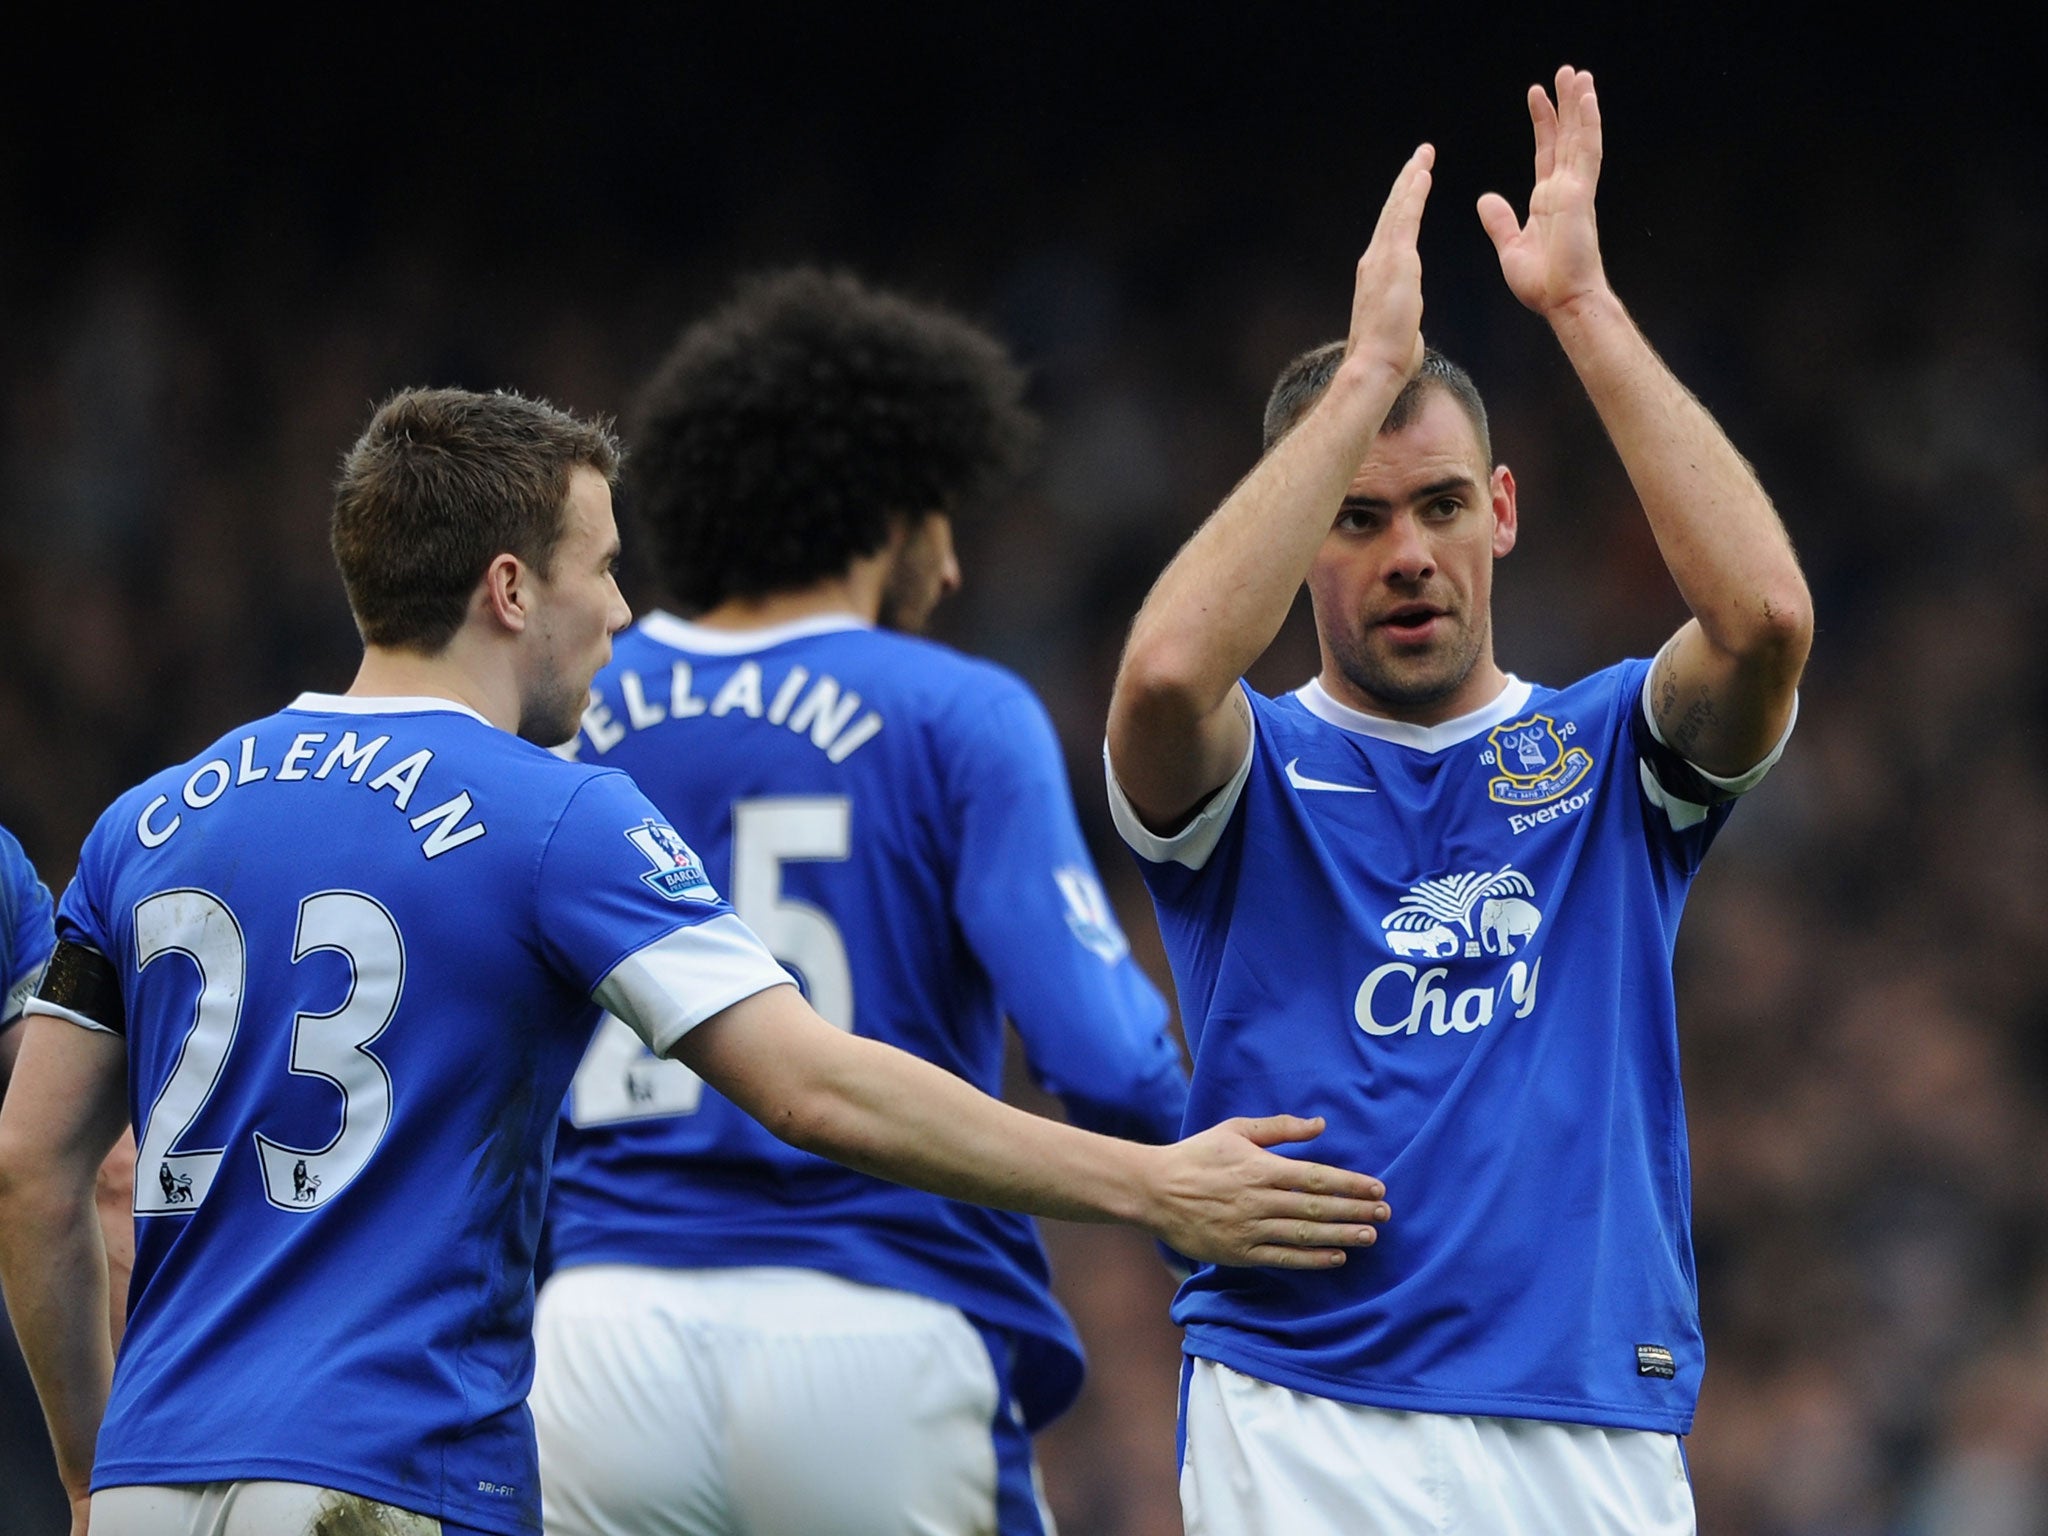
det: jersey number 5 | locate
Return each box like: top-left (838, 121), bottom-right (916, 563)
top-left (568, 796), bottom-right (854, 1126)
top-left (132, 887), bottom-right (402, 1215)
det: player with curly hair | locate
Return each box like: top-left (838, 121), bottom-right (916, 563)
top-left (533, 270), bottom-right (1192, 1536)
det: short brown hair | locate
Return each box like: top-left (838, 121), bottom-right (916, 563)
top-left (1262, 343), bottom-right (1492, 468)
top-left (332, 387), bottom-right (621, 652)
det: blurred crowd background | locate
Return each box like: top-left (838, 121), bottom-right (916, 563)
top-left (3, 10), bottom-right (2043, 1533)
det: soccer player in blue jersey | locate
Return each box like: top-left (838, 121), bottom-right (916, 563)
top-left (1106, 68), bottom-right (1812, 1534)
top-left (532, 270), bottom-right (1189, 1536)
top-left (0, 387), bottom-right (1387, 1536)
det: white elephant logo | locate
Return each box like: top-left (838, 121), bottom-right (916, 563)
top-left (1479, 896), bottom-right (1542, 955)
top-left (1380, 864), bottom-right (1543, 961)
top-left (1385, 923), bottom-right (1461, 959)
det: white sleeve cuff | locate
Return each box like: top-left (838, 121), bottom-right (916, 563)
top-left (594, 912), bottom-right (796, 1056)
top-left (1104, 711), bottom-right (1257, 873)
top-left (20, 1000), bottom-right (121, 1036)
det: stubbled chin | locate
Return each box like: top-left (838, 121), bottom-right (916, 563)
top-left (1332, 632), bottom-right (1478, 709)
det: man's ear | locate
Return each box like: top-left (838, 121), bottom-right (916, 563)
top-left (478, 552), bottom-right (530, 634)
top-left (1490, 465), bottom-right (1518, 559)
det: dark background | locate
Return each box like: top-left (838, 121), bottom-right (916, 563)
top-left (3, 8), bottom-right (2044, 1532)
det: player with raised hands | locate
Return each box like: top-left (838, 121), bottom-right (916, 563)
top-left (1107, 67), bottom-right (1808, 1534)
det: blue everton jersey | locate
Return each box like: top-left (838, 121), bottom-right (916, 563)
top-left (2, 823), bottom-right (55, 1027)
top-left (548, 612), bottom-right (1186, 1427)
top-left (43, 696), bottom-right (788, 1535)
top-left (1111, 660), bottom-right (1785, 1436)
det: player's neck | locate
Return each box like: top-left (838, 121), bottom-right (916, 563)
top-left (346, 644), bottom-right (517, 732)
top-left (1316, 655), bottom-right (1512, 728)
top-left (689, 562), bottom-right (887, 631)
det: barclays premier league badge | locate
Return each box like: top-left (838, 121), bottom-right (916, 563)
top-left (627, 820), bottom-right (718, 902)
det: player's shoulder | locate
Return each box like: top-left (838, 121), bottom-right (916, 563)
top-left (0, 823), bottom-right (38, 892)
top-left (635, 610), bottom-right (1029, 699)
top-left (91, 695), bottom-right (626, 861)
top-left (1248, 680), bottom-right (1315, 727)
top-left (145, 695), bottom-right (589, 786)
top-left (873, 630), bottom-right (1038, 710)
top-left (1521, 657), bottom-right (1654, 725)
top-left (0, 823), bottom-right (52, 945)
top-left (1245, 679), bottom-right (1362, 749)
top-left (880, 639), bottom-right (1065, 769)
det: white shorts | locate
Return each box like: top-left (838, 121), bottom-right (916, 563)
top-left (530, 1264), bottom-right (1055, 1536)
top-left (89, 1481), bottom-right (459, 1535)
top-left (1179, 1358), bottom-right (1696, 1536)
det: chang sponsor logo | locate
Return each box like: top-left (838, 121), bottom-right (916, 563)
top-left (1357, 865), bottom-right (1545, 1037)
top-left (1355, 958), bottom-right (1542, 1036)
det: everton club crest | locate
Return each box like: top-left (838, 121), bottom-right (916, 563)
top-left (1485, 714), bottom-right (1594, 806)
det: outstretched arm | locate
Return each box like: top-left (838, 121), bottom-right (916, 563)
top-left (0, 1029), bottom-right (136, 1353)
top-left (1479, 67), bottom-right (1810, 775)
top-left (0, 1014), bottom-right (128, 1530)
top-left (96, 1131), bottom-right (135, 1351)
top-left (1107, 145), bottom-right (1435, 830)
top-left (675, 984), bottom-right (1389, 1269)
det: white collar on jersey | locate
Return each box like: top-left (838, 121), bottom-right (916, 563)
top-left (1292, 674), bottom-right (1535, 754)
top-left (638, 609), bottom-right (871, 655)
top-left (286, 692), bottom-right (495, 726)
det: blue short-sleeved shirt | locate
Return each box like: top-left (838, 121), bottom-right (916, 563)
top-left (1110, 664), bottom-right (1789, 1435)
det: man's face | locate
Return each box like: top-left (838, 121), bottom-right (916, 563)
top-left (878, 512), bottom-right (962, 635)
top-left (518, 466), bottom-right (632, 745)
top-left (1306, 387), bottom-right (1517, 722)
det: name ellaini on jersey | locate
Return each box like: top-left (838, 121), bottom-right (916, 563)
top-left (571, 661), bottom-right (884, 764)
top-left (134, 732), bottom-right (485, 860)
top-left (1356, 865), bottom-right (1543, 1037)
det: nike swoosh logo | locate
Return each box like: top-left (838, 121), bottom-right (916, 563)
top-left (1285, 758), bottom-right (1377, 794)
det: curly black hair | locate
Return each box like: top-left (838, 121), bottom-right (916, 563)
top-left (627, 269), bottom-right (1036, 613)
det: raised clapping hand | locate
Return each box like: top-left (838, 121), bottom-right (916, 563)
top-left (1347, 143), bottom-right (1433, 384)
top-left (1478, 65), bottom-right (1611, 321)
top-left (1147, 1115), bottom-right (1390, 1269)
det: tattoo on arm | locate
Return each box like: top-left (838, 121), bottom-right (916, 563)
top-left (1674, 689), bottom-right (1718, 758)
top-left (1652, 651), bottom-right (1718, 759)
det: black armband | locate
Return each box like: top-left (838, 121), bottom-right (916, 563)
top-left (35, 941), bottom-right (125, 1035)
top-left (1627, 688), bottom-right (1739, 809)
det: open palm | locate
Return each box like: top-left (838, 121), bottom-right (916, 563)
top-left (1478, 66), bottom-right (1609, 319)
